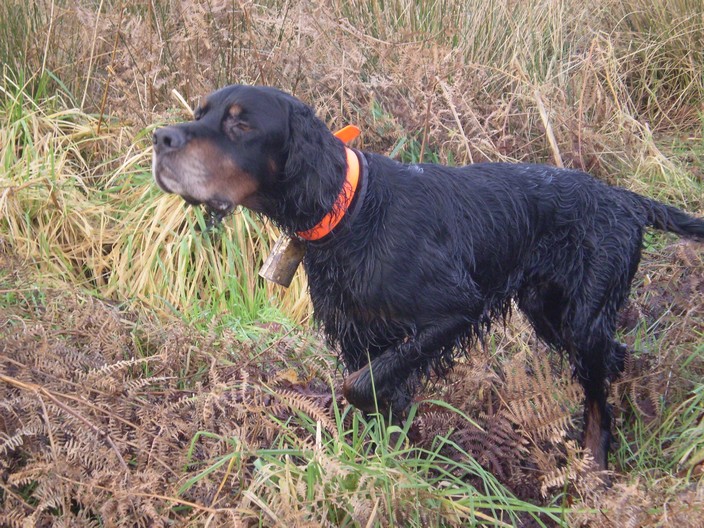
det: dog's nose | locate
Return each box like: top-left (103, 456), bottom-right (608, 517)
top-left (153, 126), bottom-right (187, 151)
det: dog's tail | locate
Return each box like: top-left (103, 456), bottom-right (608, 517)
top-left (635, 194), bottom-right (704, 240)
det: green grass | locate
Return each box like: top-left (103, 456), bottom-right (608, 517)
top-left (179, 402), bottom-right (570, 527)
top-left (613, 339), bottom-right (704, 474)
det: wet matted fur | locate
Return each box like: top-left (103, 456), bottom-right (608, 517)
top-left (152, 84), bottom-right (704, 469)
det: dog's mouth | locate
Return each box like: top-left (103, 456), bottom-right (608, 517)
top-left (203, 199), bottom-right (235, 225)
top-left (160, 180), bottom-right (236, 222)
top-left (184, 196), bottom-right (236, 227)
top-left (153, 155), bottom-right (236, 222)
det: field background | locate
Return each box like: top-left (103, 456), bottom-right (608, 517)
top-left (1, 0), bottom-right (703, 526)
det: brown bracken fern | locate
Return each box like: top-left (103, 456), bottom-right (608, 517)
top-left (0, 277), bottom-right (337, 526)
top-left (2, 240), bottom-right (703, 524)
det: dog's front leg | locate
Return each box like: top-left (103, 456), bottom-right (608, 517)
top-left (342, 345), bottom-right (419, 415)
top-left (342, 316), bottom-right (471, 414)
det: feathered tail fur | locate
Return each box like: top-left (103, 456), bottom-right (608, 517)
top-left (636, 194), bottom-right (704, 240)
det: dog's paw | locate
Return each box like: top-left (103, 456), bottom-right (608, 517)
top-left (342, 366), bottom-right (379, 412)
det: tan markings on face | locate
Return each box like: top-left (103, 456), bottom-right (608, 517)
top-left (153, 138), bottom-right (259, 207)
top-left (229, 103), bottom-right (243, 118)
top-left (193, 97), bottom-right (209, 120)
top-left (224, 103), bottom-right (251, 139)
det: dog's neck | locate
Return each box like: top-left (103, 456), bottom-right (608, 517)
top-left (254, 113), bottom-right (363, 237)
top-left (296, 146), bottom-right (361, 241)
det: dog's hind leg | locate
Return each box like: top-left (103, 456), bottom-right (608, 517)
top-left (519, 280), bottom-right (629, 470)
top-left (580, 368), bottom-right (611, 469)
top-left (576, 337), bottom-right (630, 470)
top-left (342, 316), bottom-right (472, 414)
top-left (578, 336), bottom-right (631, 469)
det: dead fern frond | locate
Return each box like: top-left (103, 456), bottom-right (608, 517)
top-left (413, 411), bottom-right (462, 444)
top-left (1, 421), bottom-right (44, 455)
top-left (0, 508), bottom-right (32, 528)
top-left (434, 360), bottom-right (499, 412)
top-left (503, 395), bottom-right (577, 443)
top-left (453, 413), bottom-right (528, 481)
top-left (539, 440), bottom-right (604, 499)
top-left (269, 388), bottom-right (339, 441)
top-left (80, 356), bottom-right (159, 390)
top-left (612, 350), bottom-right (664, 420)
top-left (500, 350), bottom-right (582, 444)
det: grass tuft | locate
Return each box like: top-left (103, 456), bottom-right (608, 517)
top-left (0, 72), bottom-right (310, 327)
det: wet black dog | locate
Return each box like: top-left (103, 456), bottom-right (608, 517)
top-left (153, 84), bottom-right (704, 469)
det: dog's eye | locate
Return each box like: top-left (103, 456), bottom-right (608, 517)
top-left (224, 115), bottom-right (251, 138)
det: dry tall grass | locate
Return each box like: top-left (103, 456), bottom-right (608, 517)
top-left (4, 0), bottom-right (703, 168)
top-left (0, 74), bottom-right (310, 321)
top-left (1, 0), bottom-right (702, 321)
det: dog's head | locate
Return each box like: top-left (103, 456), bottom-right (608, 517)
top-left (152, 85), bottom-right (346, 231)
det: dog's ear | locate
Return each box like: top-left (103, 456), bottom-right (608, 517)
top-left (283, 101), bottom-right (346, 186)
top-left (280, 100), bottom-right (348, 227)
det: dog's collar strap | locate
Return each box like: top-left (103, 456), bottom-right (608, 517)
top-left (297, 127), bottom-right (361, 241)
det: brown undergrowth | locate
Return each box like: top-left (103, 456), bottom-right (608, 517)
top-left (2, 238), bottom-right (702, 526)
top-left (4, 0), bottom-right (704, 200)
top-left (0, 269), bottom-right (339, 526)
top-left (2, 2), bottom-right (704, 524)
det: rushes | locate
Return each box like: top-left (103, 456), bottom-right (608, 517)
top-left (0, 73), bottom-right (309, 324)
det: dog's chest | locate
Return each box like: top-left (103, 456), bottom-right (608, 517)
top-left (304, 246), bottom-right (394, 320)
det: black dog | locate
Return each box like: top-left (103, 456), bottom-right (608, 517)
top-left (153, 84), bottom-right (704, 469)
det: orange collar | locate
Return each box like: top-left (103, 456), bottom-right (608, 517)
top-left (297, 126), bottom-right (361, 241)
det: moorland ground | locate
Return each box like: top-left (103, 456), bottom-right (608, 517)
top-left (1, 1), bottom-right (703, 526)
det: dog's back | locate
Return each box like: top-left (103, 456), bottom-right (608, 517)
top-left (309, 159), bottom-right (655, 333)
